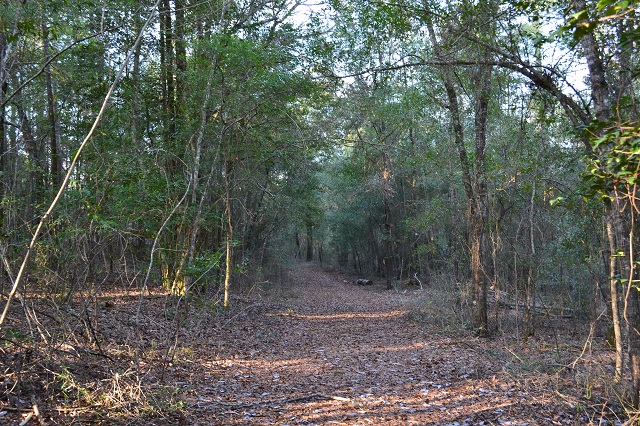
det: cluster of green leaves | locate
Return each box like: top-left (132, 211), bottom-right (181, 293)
top-left (596, 0), bottom-right (637, 15)
top-left (563, 0), bottom-right (638, 40)
top-left (583, 124), bottom-right (640, 202)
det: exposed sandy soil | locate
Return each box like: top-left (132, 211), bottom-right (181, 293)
top-left (0, 262), bottom-right (624, 425)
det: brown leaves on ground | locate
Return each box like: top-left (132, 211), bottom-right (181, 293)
top-left (0, 264), bottom-right (628, 424)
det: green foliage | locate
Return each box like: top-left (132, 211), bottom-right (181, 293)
top-left (583, 124), bottom-right (640, 202)
top-left (596, 0), bottom-right (638, 15)
top-left (184, 250), bottom-right (223, 287)
top-left (560, 0), bottom-right (639, 43)
top-left (565, 9), bottom-right (599, 40)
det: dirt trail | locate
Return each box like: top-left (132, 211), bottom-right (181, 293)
top-left (182, 263), bottom-right (586, 425)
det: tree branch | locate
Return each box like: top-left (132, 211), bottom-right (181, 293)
top-left (331, 55), bottom-right (592, 151)
top-left (0, 31), bottom-right (108, 110)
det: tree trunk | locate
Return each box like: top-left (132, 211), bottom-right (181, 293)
top-left (174, 0), bottom-right (187, 111)
top-left (441, 66), bottom-right (489, 335)
top-left (158, 0), bottom-right (191, 294)
top-left (381, 151), bottom-right (394, 290)
top-left (606, 212), bottom-right (624, 380)
top-left (131, 14), bottom-right (143, 147)
top-left (571, 0), bottom-right (639, 401)
top-left (573, 0), bottom-right (609, 123)
top-left (471, 63), bottom-right (491, 337)
top-left (223, 162), bottom-right (233, 308)
top-left (0, 30), bottom-right (7, 254)
top-left (42, 22), bottom-right (60, 189)
top-left (160, 0), bottom-right (176, 155)
top-left (223, 212), bottom-right (232, 307)
top-left (525, 147), bottom-right (540, 338)
top-left (306, 224), bottom-right (313, 261)
top-left (17, 103), bottom-right (45, 217)
top-left (629, 273), bottom-right (640, 406)
top-left (427, 15), bottom-right (491, 335)
top-left (295, 232), bottom-right (301, 259)
top-left (612, 195), bottom-right (639, 403)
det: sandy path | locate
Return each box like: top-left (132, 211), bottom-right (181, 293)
top-left (179, 263), bottom-right (584, 425)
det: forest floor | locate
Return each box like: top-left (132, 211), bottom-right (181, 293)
top-left (0, 263), bottom-right (630, 425)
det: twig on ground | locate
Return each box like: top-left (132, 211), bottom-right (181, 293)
top-left (505, 346), bottom-right (525, 364)
top-left (18, 412), bottom-right (33, 426)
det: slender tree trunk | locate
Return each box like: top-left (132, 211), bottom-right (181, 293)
top-left (161, 0), bottom-right (176, 153)
top-left (442, 68), bottom-right (489, 335)
top-left (184, 78), bottom-right (215, 293)
top-left (606, 213), bottom-right (624, 380)
top-left (159, 6), bottom-right (168, 120)
top-left (0, 30), bottom-right (7, 253)
top-left (612, 196), bottom-right (639, 404)
top-left (490, 217), bottom-right (501, 331)
top-left (224, 210), bottom-right (232, 307)
top-left (42, 22), bottom-right (60, 188)
top-left (628, 266), bottom-right (640, 406)
top-left (17, 103), bottom-right (44, 217)
top-left (159, 0), bottom-right (189, 293)
top-left (174, 0), bottom-right (187, 109)
top-left (306, 224), bottom-right (313, 261)
top-left (524, 146), bottom-right (541, 337)
top-left (295, 232), bottom-right (301, 259)
top-left (223, 161), bottom-right (233, 308)
top-left (380, 151), bottom-right (394, 290)
top-left (131, 14), bottom-right (143, 147)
